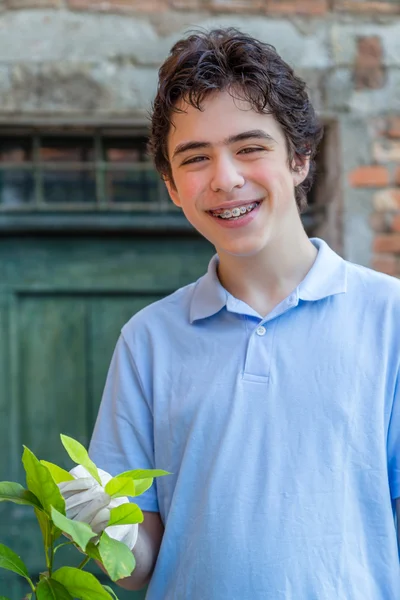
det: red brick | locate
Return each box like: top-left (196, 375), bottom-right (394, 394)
top-left (373, 234), bottom-right (400, 253)
top-left (107, 148), bottom-right (140, 162)
top-left (371, 253), bottom-right (398, 276)
top-left (348, 165), bottom-right (389, 188)
top-left (6, 0), bottom-right (61, 6)
top-left (391, 214), bottom-right (400, 232)
top-left (369, 212), bottom-right (389, 233)
top-left (209, 0), bottom-right (263, 11)
top-left (67, 0), bottom-right (168, 13)
top-left (170, 0), bottom-right (202, 8)
top-left (40, 147), bottom-right (83, 161)
top-left (334, 1), bottom-right (400, 14)
top-left (354, 36), bottom-right (385, 90)
top-left (374, 141), bottom-right (400, 162)
top-left (373, 189), bottom-right (400, 211)
top-left (265, 0), bottom-right (328, 14)
top-left (387, 117), bottom-right (400, 139)
top-left (0, 148), bottom-right (26, 162)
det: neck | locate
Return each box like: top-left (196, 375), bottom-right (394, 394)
top-left (216, 227), bottom-right (318, 318)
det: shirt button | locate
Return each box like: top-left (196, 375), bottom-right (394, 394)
top-left (256, 325), bottom-right (266, 336)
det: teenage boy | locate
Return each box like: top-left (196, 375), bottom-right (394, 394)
top-left (61, 28), bottom-right (400, 599)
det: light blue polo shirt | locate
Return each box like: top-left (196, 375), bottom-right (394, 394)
top-left (90, 237), bottom-right (400, 600)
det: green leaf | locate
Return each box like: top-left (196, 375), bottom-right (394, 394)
top-left (111, 470), bottom-right (170, 498)
top-left (35, 508), bottom-right (62, 550)
top-left (0, 595), bottom-right (13, 599)
top-left (36, 578), bottom-right (73, 599)
top-left (116, 469), bottom-right (170, 480)
top-left (22, 447), bottom-right (65, 516)
top-left (35, 508), bottom-right (52, 549)
top-left (40, 461), bottom-right (74, 484)
top-left (0, 481), bottom-right (43, 509)
top-left (60, 435), bottom-right (101, 485)
top-left (0, 543), bottom-right (29, 580)
top-left (98, 532), bottom-right (135, 582)
top-left (102, 586), bottom-right (119, 600)
top-left (52, 525), bottom-right (63, 543)
top-left (108, 503), bottom-right (143, 526)
top-left (85, 541), bottom-right (102, 562)
top-left (52, 567), bottom-right (113, 599)
top-left (51, 507), bottom-right (96, 552)
top-left (130, 478), bottom-right (153, 497)
top-left (105, 477), bottom-right (136, 499)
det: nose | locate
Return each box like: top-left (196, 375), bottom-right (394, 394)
top-left (210, 154), bottom-right (245, 193)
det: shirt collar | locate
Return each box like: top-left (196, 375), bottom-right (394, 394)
top-left (189, 237), bottom-right (348, 323)
top-left (189, 254), bottom-right (228, 323)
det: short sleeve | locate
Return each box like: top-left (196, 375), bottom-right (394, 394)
top-left (89, 333), bottom-right (159, 512)
top-left (388, 369), bottom-right (400, 500)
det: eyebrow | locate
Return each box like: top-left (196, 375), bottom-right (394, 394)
top-left (171, 129), bottom-right (276, 161)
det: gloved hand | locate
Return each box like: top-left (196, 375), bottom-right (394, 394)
top-left (58, 465), bottom-right (138, 550)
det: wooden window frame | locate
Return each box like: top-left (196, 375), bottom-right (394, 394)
top-left (0, 126), bottom-right (171, 212)
top-left (0, 121), bottom-right (341, 240)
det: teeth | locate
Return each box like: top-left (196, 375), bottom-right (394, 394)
top-left (212, 202), bottom-right (258, 219)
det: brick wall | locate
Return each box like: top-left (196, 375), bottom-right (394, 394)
top-left (4, 0), bottom-right (400, 15)
top-left (349, 117), bottom-right (400, 276)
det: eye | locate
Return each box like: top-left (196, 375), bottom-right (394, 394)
top-left (181, 155), bottom-right (208, 166)
top-left (238, 147), bottom-right (266, 155)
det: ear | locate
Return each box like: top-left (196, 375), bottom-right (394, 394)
top-left (291, 154), bottom-right (310, 187)
top-left (164, 178), bottom-right (182, 208)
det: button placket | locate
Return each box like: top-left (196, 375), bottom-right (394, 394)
top-left (243, 320), bottom-right (276, 381)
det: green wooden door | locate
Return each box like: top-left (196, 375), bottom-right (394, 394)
top-left (0, 234), bottom-right (214, 599)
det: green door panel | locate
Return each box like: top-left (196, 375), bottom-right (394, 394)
top-left (18, 296), bottom-right (88, 473)
top-left (89, 296), bottom-right (164, 424)
top-left (0, 234), bottom-right (214, 599)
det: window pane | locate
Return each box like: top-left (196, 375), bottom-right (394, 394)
top-left (0, 137), bottom-right (32, 162)
top-left (106, 168), bottom-right (160, 204)
top-left (0, 169), bottom-right (34, 206)
top-left (43, 170), bottom-right (96, 204)
top-left (0, 132), bottom-right (171, 209)
top-left (40, 138), bottom-right (94, 162)
top-left (103, 137), bottom-right (148, 163)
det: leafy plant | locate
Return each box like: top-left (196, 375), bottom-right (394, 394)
top-left (0, 434), bottom-right (168, 599)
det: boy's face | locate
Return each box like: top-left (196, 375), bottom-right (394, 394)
top-left (165, 90), bottom-right (309, 259)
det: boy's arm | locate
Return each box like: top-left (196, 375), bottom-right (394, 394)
top-left (85, 333), bottom-right (163, 588)
top-left (114, 510), bottom-right (164, 591)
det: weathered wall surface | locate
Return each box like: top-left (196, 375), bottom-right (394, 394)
top-left (0, 0), bottom-right (399, 272)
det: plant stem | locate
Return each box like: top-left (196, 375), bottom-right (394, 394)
top-left (25, 575), bottom-right (36, 593)
top-left (44, 545), bottom-right (51, 573)
top-left (48, 532), bottom-right (55, 577)
top-left (77, 556), bottom-right (91, 570)
top-left (53, 540), bottom-right (75, 555)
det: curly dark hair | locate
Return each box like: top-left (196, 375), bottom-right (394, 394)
top-left (148, 28), bottom-right (323, 213)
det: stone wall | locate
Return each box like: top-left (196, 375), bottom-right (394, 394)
top-left (0, 0), bottom-right (399, 273)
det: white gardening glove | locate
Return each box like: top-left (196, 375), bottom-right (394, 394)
top-left (58, 465), bottom-right (138, 550)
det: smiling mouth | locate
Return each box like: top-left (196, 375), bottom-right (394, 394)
top-left (209, 201), bottom-right (261, 220)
